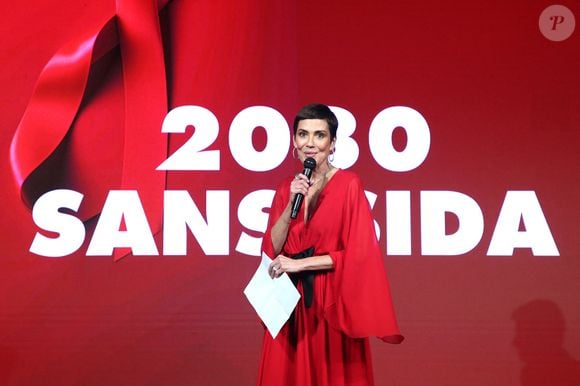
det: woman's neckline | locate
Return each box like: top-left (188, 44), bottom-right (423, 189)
top-left (318, 167), bottom-right (340, 195)
top-left (310, 166), bottom-right (339, 186)
top-left (303, 168), bottom-right (341, 222)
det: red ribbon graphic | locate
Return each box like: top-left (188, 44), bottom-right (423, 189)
top-left (10, 0), bottom-right (171, 259)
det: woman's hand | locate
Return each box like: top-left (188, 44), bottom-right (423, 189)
top-left (269, 255), bottom-right (303, 278)
top-left (289, 173), bottom-right (310, 203)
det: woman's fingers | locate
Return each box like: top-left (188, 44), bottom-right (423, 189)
top-left (269, 256), bottom-right (295, 278)
top-left (290, 175), bottom-right (309, 195)
top-left (269, 259), bottom-right (282, 278)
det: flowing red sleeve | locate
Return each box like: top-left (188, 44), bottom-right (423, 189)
top-left (324, 176), bottom-right (404, 344)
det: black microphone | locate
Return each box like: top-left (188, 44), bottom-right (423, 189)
top-left (290, 157), bottom-right (317, 219)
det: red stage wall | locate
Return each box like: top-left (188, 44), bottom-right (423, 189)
top-left (1, 1), bottom-right (579, 385)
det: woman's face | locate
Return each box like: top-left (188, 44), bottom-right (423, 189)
top-left (293, 119), bottom-right (335, 168)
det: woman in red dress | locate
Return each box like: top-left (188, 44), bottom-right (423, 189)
top-left (259, 103), bottom-right (403, 386)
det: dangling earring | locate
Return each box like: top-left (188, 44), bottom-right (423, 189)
top-left (292, 147), bottom-right (298, 159)
top-left (328, 148), bottom-right (335, 163)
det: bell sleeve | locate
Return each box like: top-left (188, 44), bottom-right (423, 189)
top-left (323, 175), bottom-right (404, 344)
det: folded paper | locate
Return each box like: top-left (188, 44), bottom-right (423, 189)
top-left (244, 252), bottom-right (300, 338)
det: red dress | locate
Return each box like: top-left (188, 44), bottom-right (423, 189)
top-left (258, 170), bottom-right (403, 386)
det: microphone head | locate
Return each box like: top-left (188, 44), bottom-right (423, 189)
top-left (304, 157), bottom-right (317, 170)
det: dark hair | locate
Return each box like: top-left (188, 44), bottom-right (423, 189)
top-left (293, 103), bottom-right (338, 141)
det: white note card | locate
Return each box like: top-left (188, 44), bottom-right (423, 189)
top-left (244, 252), bottom-right (301, 338)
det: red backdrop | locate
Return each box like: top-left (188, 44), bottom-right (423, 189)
top-left (1, 1), bottom-right (579, 385)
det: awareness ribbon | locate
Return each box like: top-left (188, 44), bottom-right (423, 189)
top-left (10, 0), bottom-right (172, 260)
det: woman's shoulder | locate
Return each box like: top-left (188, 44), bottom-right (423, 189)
top-left (333, 169), bottom-right (364, 188)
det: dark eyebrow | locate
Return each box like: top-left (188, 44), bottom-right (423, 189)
top-left (296, 128), bottom-right (328, 135)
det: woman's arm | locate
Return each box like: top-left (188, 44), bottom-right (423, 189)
top-left (269, 254), bottom-right (334, 278)
top-left (269, 173), bottom-right (311, 256)
top-left (269, 202), bottom-right (292, 256)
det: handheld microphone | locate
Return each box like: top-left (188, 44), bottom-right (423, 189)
top-left (290, 157), bottom-right (317, 219)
